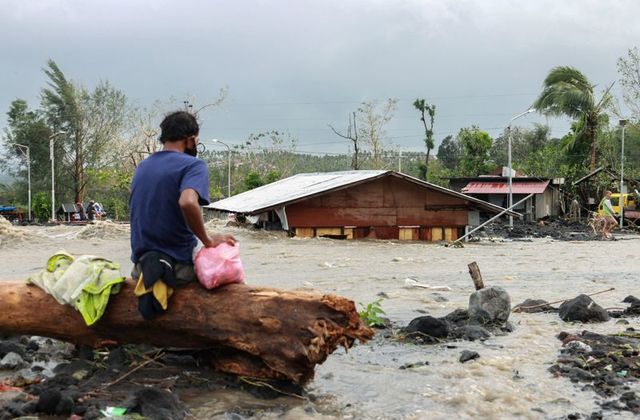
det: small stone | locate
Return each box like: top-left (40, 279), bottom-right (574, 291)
top-left (0, 342), bottom-right (27, 358)
top-left (399, 361), bottom-right (429, 369)
top-left (514, 298), bottom-right (556, 313)
top-left (620, 391), bottom-right (637, 402)
top-left (561, 341), bottom-right (592, 355)
top-left (459, 350), bottom-right (480, 363)
top-left (404, 316), bottom-right (449, 338)
top-left (567, 367), bottom-right (594, 382)
top-left (0, 352), bottom-right (26, 369)
top-left (460, 325), bottom-right (491, 341)
top-left (26, 340), bottom-right (40, 352)
top-left (107, 347), bottom-right (128, 370)
top-left (431, 293), bottom-right (448, 303)
top-left (21, 400), bottom-right (38, 414)
top-left (615, 319), bottom-right (630, 325)
top-left (55, 396), bottom-right (75, 415)
top-left (622, 295), bottom-right (640, 305)
top-left (36, 389), bottom-right (62, 414)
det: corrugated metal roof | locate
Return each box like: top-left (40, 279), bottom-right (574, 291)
top-left (206, 170), bottom-right (519, 216)
top-left (462, 180), bottom-right (549, 194)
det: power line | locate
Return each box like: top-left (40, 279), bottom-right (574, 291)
top-left (221, 92), bottom-right (539, 107)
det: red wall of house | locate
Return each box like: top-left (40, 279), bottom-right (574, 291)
top-left (286, 176), bottom-right (469, 228)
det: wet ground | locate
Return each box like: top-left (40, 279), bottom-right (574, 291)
top-left (1, 220), bottom-right (640, 419)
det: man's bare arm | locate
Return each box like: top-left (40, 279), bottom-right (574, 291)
top-left (179, 189), bottom-right (236, 247)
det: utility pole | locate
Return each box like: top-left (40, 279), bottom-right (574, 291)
top-left (506, 109), bottom-right (534, 228)
top-left (49, 131), bottom-right (66, 222)
top-left (9, 143), bottom-right (31, 221)
top-left (620, 119), bottom-right (628, 228)
top-left (212, 139), bottom-right (231, 197)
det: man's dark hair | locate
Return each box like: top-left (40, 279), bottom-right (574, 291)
top-left (159, 111), bottom-right (199, 143)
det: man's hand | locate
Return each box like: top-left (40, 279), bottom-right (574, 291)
top-left (179, 189), bottom-right (237, 248)
top-left (204, 233), bottom-right (237, 248)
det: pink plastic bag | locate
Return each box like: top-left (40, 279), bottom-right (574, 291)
top-left (194, 243), bottom-right (245, 289)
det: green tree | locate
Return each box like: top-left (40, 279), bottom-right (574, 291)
top-left (491, 123), bottom-right (550, 168)
top-left (519, 138), bottom-right (566, 178)
top-left (244, 171), bottom-right (264, 190)
top-left (533, 66), bottom-right (613, 171)
top-left (413, 98), bottom-right (436, 180)
top-left (32, 191), bottom-right (51, 222)
top-left (1, 100), bottom-right (54, 207)
top-left (436, 135), bottom-right (460, 171)
top-left (458, 127), bottom-right (494, 176)
top-left (265, 170), bottom-right (281, 183)
top-left (41, 59), bottom-right (128, 203)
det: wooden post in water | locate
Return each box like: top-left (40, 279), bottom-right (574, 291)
top-left (468, 261), bottom-right (485, 290)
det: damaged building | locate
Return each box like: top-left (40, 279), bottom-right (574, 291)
top-left (447, 168), bottom-right (564, 222)
top-left (205, 170), bottom-right (516, 241)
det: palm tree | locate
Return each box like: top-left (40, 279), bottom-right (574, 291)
top-left (533, 66), bottom-right (613, 171)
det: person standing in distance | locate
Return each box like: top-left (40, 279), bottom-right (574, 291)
top-left (129, 111), bottom-right (235, 284)
top-left (600, 190), bottom-right (618, 240)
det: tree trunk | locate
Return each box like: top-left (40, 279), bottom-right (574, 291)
top-left (424, 148), bottom-right (431, 179)
top-left (589, 125), bottom-right (597, 172)
top-left (0, 280), bottom-right (373, 384)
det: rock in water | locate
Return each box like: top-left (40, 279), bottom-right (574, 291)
top-left (459, 325), bottom-right (491, 341)
top-left (124, 388), bottom-right (185, 420)
top-left (459, 350), bottom-right (480, 363)
top-left (0, 351), bottom-right (25, 369)
top-left (558, 295), bottom-right (610, 322)
top-left (404, 316), bottom-right (449, 338)
top-left (514, 298), bottom-right (556, 313)
top-left (468, 286), bottom-right (511, 325)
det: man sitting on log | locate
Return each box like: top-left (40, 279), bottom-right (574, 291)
top-left (129, 111), bottom-right (236, 300)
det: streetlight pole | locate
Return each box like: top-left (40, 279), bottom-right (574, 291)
top-left (507, 109), bottom-right (535, 228)
top-left (620, 119), bottom-right (628, 229)
top-left (9, 143), bottom-right (31, 221)
top-left (212, 139), bottom-right (231, 197)
top-left (49, 131), bottom-right (66, 222)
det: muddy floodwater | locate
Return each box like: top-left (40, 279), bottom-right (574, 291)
top-left (1, 223), bottom-right (640, 419)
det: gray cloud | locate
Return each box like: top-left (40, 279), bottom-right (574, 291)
top-left (1, 0), bottom-right (638, 154)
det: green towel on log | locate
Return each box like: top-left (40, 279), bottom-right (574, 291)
top-left (28, 251), bottom-right (125, 326)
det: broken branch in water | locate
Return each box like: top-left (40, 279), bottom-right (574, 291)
top-left (512, 287), bottom-right (616, 312)
top-left (467, 261), bottom-right (485, 290)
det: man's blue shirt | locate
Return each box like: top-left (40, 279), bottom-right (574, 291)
top-left (130, 151), bottom-right (210, 263)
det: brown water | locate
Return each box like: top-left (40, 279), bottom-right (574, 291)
top-left (2, 225), bottom-right (639, 419)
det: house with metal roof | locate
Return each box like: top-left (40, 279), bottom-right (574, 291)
top-left (446, 167), bottom-right (563, 221)
top-left (205, 170), bottom-right (518, 241)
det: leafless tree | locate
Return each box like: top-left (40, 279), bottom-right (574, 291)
top-left (356, 99), bottom-right (398, 169)
top-left (329, 112), bottom-right (360, 170)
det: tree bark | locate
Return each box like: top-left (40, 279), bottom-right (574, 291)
top-left (0, 280), bottom-right (373, 385)
top-left (467, 261), bottom-right (485, 290)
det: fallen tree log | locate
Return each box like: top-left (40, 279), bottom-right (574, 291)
top-left (0, 280), bottom-right (373, 384)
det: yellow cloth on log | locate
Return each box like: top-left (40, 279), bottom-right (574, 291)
top-left (133, 274), bottom-right (173, 310)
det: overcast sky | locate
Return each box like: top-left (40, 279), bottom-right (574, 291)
top-left (1, 0), bottom-right (638, 157)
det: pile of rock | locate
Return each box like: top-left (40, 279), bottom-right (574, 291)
top-left (550, 330), bottom-right (640, 415)
top-left (403, 286), bottom-right (513, 345)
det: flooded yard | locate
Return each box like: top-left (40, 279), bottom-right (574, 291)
top-left (1, 222), bottom-right (639, 419)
